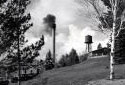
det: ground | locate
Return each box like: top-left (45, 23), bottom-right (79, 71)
top-left (9, 56), bottom-right (125, 85)
top-left (87, 79), bottom-right (125, 85)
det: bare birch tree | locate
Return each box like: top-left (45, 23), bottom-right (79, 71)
top-left (76, 0), bottom-right (125, 80)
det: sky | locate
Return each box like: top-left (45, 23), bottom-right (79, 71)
top-left (25, 0), bottom-right (110, 60)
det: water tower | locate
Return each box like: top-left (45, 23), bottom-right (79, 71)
top-left (85, 35), bottom-right (93, 53)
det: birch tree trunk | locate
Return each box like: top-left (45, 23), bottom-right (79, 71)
top-left (110, 0), bottom-right (117, 80)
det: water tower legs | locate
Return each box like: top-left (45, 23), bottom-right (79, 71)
top-left (85, 44), bottom-right (92, 53)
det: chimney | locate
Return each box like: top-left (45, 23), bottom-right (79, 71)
top-left (52, 23), bottom-right (56, 67)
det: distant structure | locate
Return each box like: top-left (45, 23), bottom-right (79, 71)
top-left (91, 47), bottom-right (110, 57)
top-left (85, 35), bottom-right (93, 53)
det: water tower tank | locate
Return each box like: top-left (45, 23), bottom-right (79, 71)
top-left (85, 35), bottom-right (93, 44)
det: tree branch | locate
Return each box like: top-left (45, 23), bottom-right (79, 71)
top-left (116, 26), bottom-right (124, 37)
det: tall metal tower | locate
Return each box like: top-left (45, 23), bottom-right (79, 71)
top-left (85, 35), bottom-right (93, 53)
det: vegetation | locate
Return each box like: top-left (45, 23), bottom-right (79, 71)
top-left (44, 50), bottom-right (54, 70)
top-left (19, 57), bottom-right (112, 85)
top-left (59, 54), bottom-right (69, 67)
top-left (58, 49), bottom-right (80, 67)
top-left (0, 0), bottom-right (44, 75)
top-left (97, 0), bottom-right (125, 80)
top-left (79, 53), bottom-right (88, 62)
top-left (97, 43), bottom-right (102, 50)
top-left (76, 0), bottom-right (125, 80)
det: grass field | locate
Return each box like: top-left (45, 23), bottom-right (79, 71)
top-left (10, 56), bottom-right (125, 85)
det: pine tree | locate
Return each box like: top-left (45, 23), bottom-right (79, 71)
top-left (0, 0), bottom-right (44, 58)
top-left (69, 49), bottom-right (79, 65)
top-left (0, 0), bottom-right (45, 78)
top-left (97, 43), bottom-right (102, 50)
top-left (59, 55), bottom-right (67, 67)
top-left (59, 49), bottom-right (79, 67)
top-left (0, 0), bottom-right (31, 54)
top-left (44, 50), bottom-right (54, 70)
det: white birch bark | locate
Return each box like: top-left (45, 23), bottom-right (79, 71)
top-left (110, 0), bottom-right (117, 80)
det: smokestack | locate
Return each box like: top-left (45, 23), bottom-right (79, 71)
top-left (52, 23), bottom-right (56, 66)
top-left (43, 14), bottom-right (56, 67)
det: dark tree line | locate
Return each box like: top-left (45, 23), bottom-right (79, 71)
top-left (58, 49), bottom-right (80, 67)
top-left (43, 49), bottom-right (80, 70)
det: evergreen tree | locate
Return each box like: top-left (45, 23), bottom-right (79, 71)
top-left (44, 50), bottom-right (54, 70)
top-left (58, 55), bottom-right (66, 67)
top-left (0, 0), bottom-right (31, 55)
top-left (59, 49), bottom-right (80, 67)
top-left (69, 49), bottom-right (79, 65)
top-left (97, 43), bottom-right (102, 50)
top-left (0, 0), bottom-right (44, 73)
top-left (64, 54), bottom-right (71, 66)
top-left (79, 54), bottom-right (88, 62)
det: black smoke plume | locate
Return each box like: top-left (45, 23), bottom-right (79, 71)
top-left (43, 14), bottom-right (56, 35)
